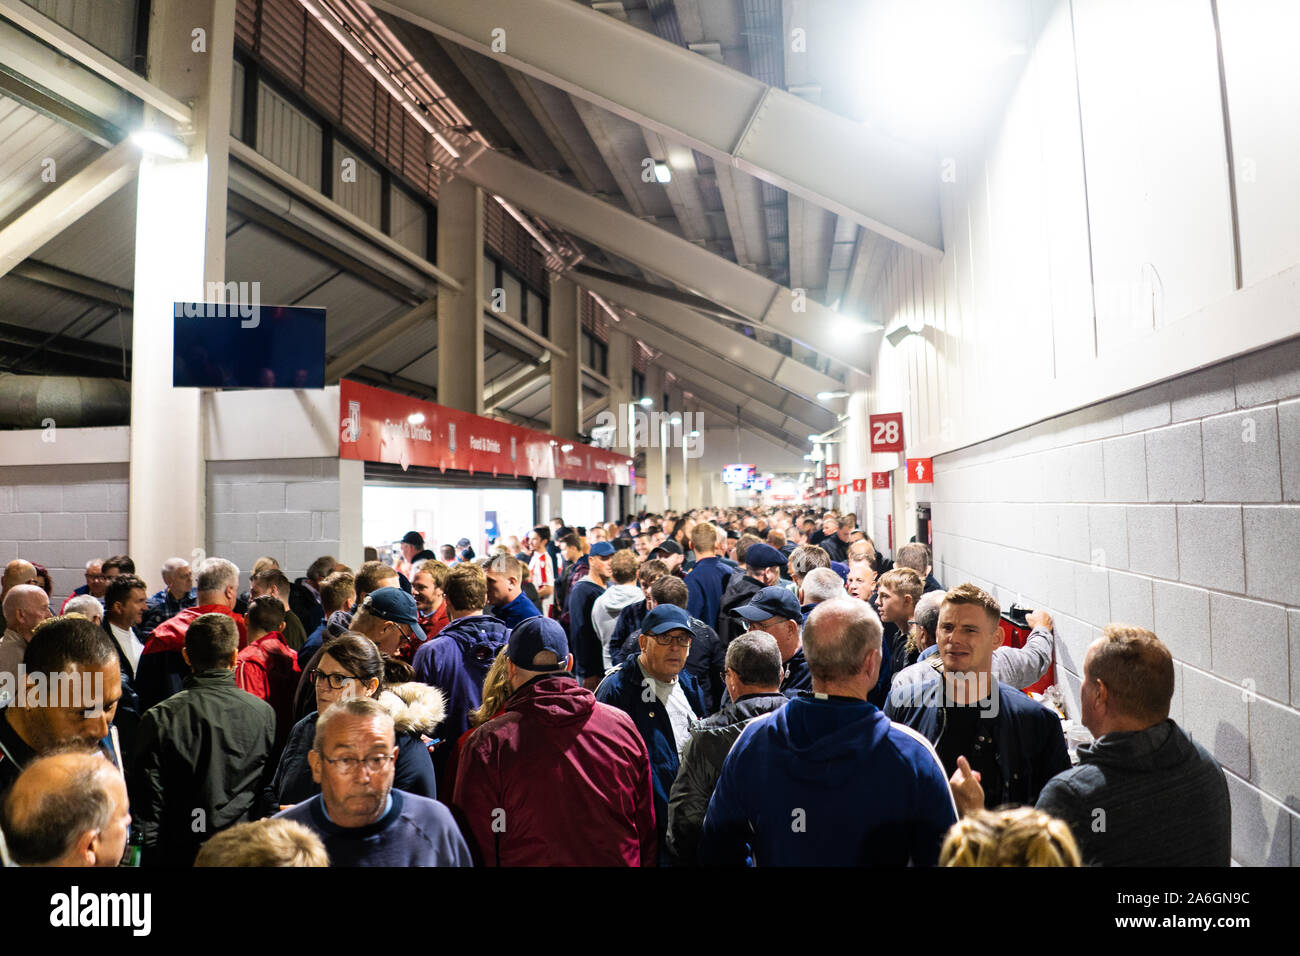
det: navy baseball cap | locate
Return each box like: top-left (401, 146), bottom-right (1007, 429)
top-left (456, 537), bottom-right (472, 549)
top-left (507, 616), bottom-right (570, 671)
top-left (650, 539), bottom-right (683, 557)
top-left (735, 586), bottom-right (804, 625)
top-left (744, 543), bottom-right (787, 568)
top-left (402, 531), bottom-right (424, 547)
top-left (589, 541), bottom-right (616, 557)
top-left (641, 604), bottom-right (693, 636)
top-left (362, 586), bottom-right (427, 643)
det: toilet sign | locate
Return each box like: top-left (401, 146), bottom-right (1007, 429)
top-left (852, 478), bottom-right (867, 492)
top-left (907, 458), bottom-right (933, 484)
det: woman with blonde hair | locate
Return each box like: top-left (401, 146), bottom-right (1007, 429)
top-left (940, 807), bottom-right (1081, 867)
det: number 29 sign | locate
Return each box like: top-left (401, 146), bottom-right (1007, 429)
top-left (868, 413), bottom-right (905, 453)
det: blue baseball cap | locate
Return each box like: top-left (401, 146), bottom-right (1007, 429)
top-left (641, 604), bottom-right (693, 636)
top-left (735, 586), bottom-right (804, 625)
top-left (589, 541), bottom-right (616, 557)
top-left (362, 586), bottom-right (427, 643)
top-left (744, 543), bottom-right (787, 569)
top-left (507, 616), bottom-right (570, 671)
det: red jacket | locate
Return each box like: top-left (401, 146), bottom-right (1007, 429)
top-left (235, 631), bottom-right (300, 749)
top-left (451, 674), bottom-right (657, 866)
top-left (136, 605), bottom-right (247, 711)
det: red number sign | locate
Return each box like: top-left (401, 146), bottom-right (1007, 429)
top-left (825, 464), bottom-right (841, 481)
top-left (907, 458), bottom-right (933, 484)
top-left (869, 413), bottom-right (905, 453)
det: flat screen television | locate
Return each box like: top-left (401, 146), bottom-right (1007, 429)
top-left (173, 303), bottom-right (325, 388)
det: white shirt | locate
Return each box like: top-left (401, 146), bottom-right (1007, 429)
top-left (646, 669), bottom-right (695, 760)
top-left (109, 622), bottom-right (144, 675)
top-left (528, 551), bottom-right (553, 617)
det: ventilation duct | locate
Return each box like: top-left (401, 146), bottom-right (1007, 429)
top-left (0, 374), bottom-right (130, 428)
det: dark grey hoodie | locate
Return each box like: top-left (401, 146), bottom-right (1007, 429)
top-left (1036, 719), bottom-right (1230, 866)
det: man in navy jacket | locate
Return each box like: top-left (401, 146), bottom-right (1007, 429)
top-left (699, 597), bottom-right (956, 866)
top-left (595, 604), bottom-right (704, 864)
top-left (885, 583), bottom-right (1069, 810)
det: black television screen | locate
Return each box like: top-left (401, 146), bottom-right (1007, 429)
top-left (173, 303), bottom-right (325, 388)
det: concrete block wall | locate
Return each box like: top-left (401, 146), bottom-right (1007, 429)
top-left (929, 335), bottom-right (1300, 866)
top-left (0, 463), bottom-right (130, 606)
top-left (206, 458), bottom-right (341, 589)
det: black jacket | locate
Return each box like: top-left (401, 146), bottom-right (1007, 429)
top-left (129, 669), bottom-right (276, 867)
top-left (716, 574), bottom-right (763, 648)
top-left (1037, 719), bottom-right (1230, 866)
top-left (101, 619), bottom-right (142, 769)
top-left (666, 692), bottom-right (788, 865)
top-left (886, 677), bottom-right (1070, 809)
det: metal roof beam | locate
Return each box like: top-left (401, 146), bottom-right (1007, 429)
top-left (369, 0), bottom-right (941, 255)
top-left (572, 269), bottom-right (843, 410)
top-left (325, 298), bottom-right (437, 382)
top-left (439, 139), bottom-right (879, 372)
top-left (484, 356), bottom-right (551, 410)
top-left (0, 141), bottom-right (137, 281)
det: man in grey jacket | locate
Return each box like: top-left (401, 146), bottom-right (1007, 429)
top-left (666, 630), bottom-right (788, 865)
top-left (1035, 625), bottom-right (1229, 866)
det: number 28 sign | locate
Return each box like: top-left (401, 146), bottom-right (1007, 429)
top-left (869, 413), bottom-right (904, 453)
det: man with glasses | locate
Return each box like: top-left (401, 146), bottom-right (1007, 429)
top-left (596, 604), bottom-right (704, 864)
top-left (276, 697), bottom-right (471, 866)
top-left (349, 587), bottom-right (426, 660)
top-left (733, 586), bottom-right (812, 698)
top-left (57, 559), bottom-right (109, 615)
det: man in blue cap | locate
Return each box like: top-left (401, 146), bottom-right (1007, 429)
top-left (595, 604), bottom-right (704, 864)
top-left (452, 616), bottom-right (657, 866)
top-left (349, 586), bottom-right (427, 660)
top-left (716, 542), bottom-right (788, 648)
top-left (568, 540), bottom-right (615, 689)
top-left (732, 585), bottom-right (812, 699)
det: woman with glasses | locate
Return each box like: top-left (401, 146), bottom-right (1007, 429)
top-left (270, 632), bottom-right (445, 807)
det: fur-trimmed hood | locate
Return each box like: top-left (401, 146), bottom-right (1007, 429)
top-left (377, 680), bottom-right (447, 736)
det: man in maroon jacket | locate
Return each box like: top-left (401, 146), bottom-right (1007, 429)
top-left (452, 616), bottom-right (657, 866)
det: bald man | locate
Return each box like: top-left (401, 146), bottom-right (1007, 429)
top-left (1, 749), bottom-right (130, 866)
top-left (0, 584), bottom-right (53, 685)
top-left (0, 560), bottom-right (38, 632)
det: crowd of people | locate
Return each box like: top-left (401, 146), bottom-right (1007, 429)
top-left (0, 507), bottom-right (1230, 867)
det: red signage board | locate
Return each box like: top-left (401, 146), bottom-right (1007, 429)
top-left (824, 463), bottom-right (841, 482)
top-left (907, 458), bottom-right (934, 484)
top-left (837, 484), bottom-right (847, 495)
top-left (339, 379), bottom-right (630, 484)
top-left (872, 471), bottom-right (891, 489)
top-left (869, 413), bottom-right (905, 453)
top-left (852, 477), bottom-right (867, 493)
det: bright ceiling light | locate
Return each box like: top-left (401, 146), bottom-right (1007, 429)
top-left (560, 443), bottom-right (574, 452)
top-left (834, 314), bottom-right (875, 337)
top-left (653, 161), bottom-right (671, 184)
top-left (817, 390), bottom-right (850, 400)
top-left (689, 430), bottom-right (700, 438)
top-left (639, 397), bottom-right (654, 407)
top-left (808, 434), bottom-right (821, 442)
top-left (407, 412), bottom-right (425, 425)
top-left (130, 129), bottom-right (189, 159)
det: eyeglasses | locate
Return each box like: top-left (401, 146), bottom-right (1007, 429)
top-left (309, 669), bottom-right (358, 690)
top-left (648, 631), bottom-right (692, 647)
top-left (319, 752), bottom-right (396, 775)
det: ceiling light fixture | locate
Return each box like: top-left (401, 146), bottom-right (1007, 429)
top-left (817, 390), bottom-right (850, 400)
top-left (129, 129), bottom-right (189, 159)
top-left (653, 161), bottom-right (671, 184)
